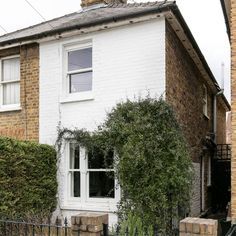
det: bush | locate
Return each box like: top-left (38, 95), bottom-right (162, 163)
top-left (102, 97), bottom-right (193, 234)
top-left (0, 137), bottom-right (57, 218)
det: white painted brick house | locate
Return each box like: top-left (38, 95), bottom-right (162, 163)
top-left (0, 0), bottom-right (230, 224)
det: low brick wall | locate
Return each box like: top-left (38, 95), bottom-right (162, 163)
top-left (71, 213), bottom-right (108, 236)
top-left (179, 217), bottom-right (218, 236)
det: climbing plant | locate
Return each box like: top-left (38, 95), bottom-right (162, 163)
top-left (57, 97), bottom-right (193, 234)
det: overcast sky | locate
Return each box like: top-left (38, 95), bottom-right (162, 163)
top-left (0, 0), bottom-right (231, 101)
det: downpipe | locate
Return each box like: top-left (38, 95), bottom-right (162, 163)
top-left (213, 90), bottom-right (224, 143)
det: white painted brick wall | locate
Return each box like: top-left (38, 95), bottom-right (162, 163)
top-left (39, 18), bottom-right (166, 222)
top-left (39, 18), bottom-right (166, 144)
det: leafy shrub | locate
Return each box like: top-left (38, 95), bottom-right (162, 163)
top-left (0, 137), bottom-right (57, 218)
top-left (102, 97), bottom-right (193, 234)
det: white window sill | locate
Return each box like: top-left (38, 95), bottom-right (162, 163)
top-left (60, 91), bottom-right (94, 104)
top-left (61, 202), bottom-right (117, 212)
top-left (0, 105), bottom-right (21, 112)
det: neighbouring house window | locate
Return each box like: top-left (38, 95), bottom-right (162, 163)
top-left (0, 56), bottom-right (20, 106)
top-left (68, 143), bottom-right (115, 200)
top-left (203, 85), bottom-right (208, 117)
top-left (67, 47), bottom-right (92, 93)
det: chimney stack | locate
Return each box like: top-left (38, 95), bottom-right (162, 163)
top-left (81, 0), bottom-right (127, 8)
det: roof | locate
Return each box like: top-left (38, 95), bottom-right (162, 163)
top-left (0, 1), bottom-right (175, 46)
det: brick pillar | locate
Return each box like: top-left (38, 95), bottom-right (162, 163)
top-left (231, 0), bottom-right (236, 224)
top-left (179, 217), bottom-right (218, 236)
top-left (71, 213), bottom-right (108, 236)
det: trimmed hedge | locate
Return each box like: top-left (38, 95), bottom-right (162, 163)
top-left (0, 137), bottom-right (57, 218)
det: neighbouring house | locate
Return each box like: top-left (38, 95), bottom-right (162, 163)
top-left (220, 0), bottom-right (236, 225)
top-left (0, 0), bottom-right (230, 225)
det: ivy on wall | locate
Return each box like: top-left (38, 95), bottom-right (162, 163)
top-left (0, 137), bottom-right (57, 219)
top-left (57, 97), bottom-right (193, 234)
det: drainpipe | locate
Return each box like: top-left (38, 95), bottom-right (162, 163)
top-left (213, 90), bottom-right (224, 143)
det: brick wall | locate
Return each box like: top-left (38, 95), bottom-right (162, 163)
top-left (179, 217), bottom-right (218, 236)
top-left (231, 0), bottom-right (236, 224)
top-left (166, 21), bottom-right (213, 162)
top-left (39, 18), bottom-right (166, 219)
top-left (165, 21), bottom-right (227, 214)
top-left (0, 43), bottom-right (39, 141)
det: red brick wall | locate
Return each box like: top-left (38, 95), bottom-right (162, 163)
top-left (0, 44), bottom-right (39, 141)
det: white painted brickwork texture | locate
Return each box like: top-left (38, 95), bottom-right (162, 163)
top-left (39, 19), bottom-right (166, 224)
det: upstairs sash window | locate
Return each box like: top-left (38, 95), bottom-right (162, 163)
top-left (0, 56), bottom-right (20, 106)
top-left (67, 47), bottom-right (92, 93)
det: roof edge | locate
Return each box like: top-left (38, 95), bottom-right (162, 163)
top-left (0, 3), bottom-right (175, 47)
top-left (171, 5), bottom-right (230, 111)
top-left (220, 0), bottom-right (230, 39)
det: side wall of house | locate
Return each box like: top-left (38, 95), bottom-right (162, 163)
top-left (165, 21), bottom-right (222, 216)
top-left (39, 18), bottom-right (166, 225)
top-left (0, 44), bottom-right (39, 141)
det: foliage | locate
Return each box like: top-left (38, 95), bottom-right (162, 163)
top-left (0, 137), bottom-right (57, 219)
top-left (118, 213), bottom-right (154, 236)
top-left (57, 97), bottom-right (193, 234)
top-left (104, 97), bottom-right (192, 234)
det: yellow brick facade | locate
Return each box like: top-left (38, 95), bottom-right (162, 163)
top-left (0, 44), bottom-right (39, 141)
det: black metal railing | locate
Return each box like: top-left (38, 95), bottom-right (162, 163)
top-left (0, 217), bottom-right (69, 236)
top-left (105, 224), bottom-right (178, 236)
top-left (216, 144), bottom-right (231, 161)
top-left (225, 224), bottom-right (236, 236)
top-left (0, 218), bottom-right (178, 236)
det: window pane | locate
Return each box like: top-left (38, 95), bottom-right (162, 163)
top-left (88, 149), bottom-right (113, 169)
top-left (2, 58), bottom-right (20, 82)
top-left (68, 48), bottom-right (92, 71)
top-left (3, 82), bottom-right (20, 105)
top-left (89, 172), bottom-right (114, 198)
top-left (69, 71), bottom-right (92, 93)
top-left (71, 172), bottom-right (80, 197)
top-left (70, 144), bottom-right (80, 169)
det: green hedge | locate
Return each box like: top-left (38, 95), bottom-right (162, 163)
top-left (0, 137), bottom-right (57, 218)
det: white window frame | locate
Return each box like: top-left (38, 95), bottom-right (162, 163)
top-left (64, 142), bottom-right (119, 210)
top-left (203, 85), bottom-right (208, 117)
top-left (0, 55), bottom-right (21, 111)
top-left (61, 41), bottom-right (94, 103)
